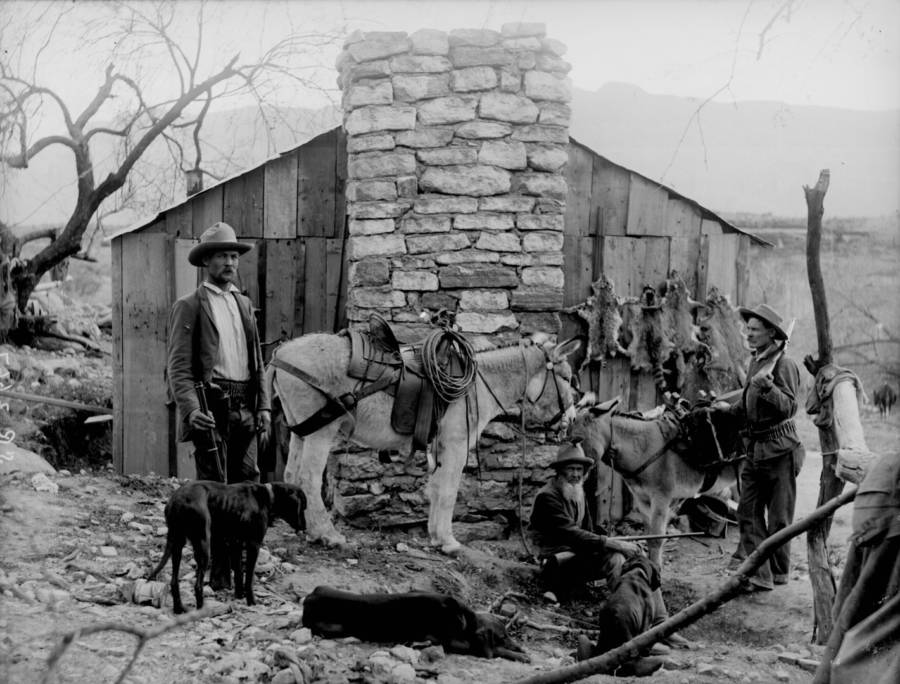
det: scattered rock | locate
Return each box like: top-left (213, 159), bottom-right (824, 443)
top-left (773, 668), bottom-right (791, 682)
top-left (389, 645), bottom-right (419, 665)
top-left (271, 669), bottom-right (297, 684)
top-left (30, 472), bottom-right (59, 493)
top-left (98, 546), bottom-right (117, 557)
top-left (419, 645), bottom-right (445, 664)
top-left (290, 628), bottom-right (312, 645)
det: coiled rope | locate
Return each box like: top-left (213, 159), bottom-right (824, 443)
top-left (420, 327), bottom-right (477, 403)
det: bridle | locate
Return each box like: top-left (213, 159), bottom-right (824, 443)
top-left (478, 344), bottom-right (571, 430)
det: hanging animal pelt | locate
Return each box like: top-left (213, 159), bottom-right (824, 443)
top-left (618, 274), bottom-right (709, 391)
top-left (681, 287), bottom-right (748, 401)
top-left (568, 274), bottom-right (627, 372)
top-left (621, 285), bottom-right (672, 388)
top-left (660, 272), bottom-right (709, 391)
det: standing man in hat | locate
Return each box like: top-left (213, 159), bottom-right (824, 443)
top-left (166, 221), bottom-right (271, 485)
top-left (530, 442), bottom-right (648, 599)
top-left (714, 303), bottom-right (805, 592)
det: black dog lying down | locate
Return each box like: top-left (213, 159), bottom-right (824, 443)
top-left (578, 554), bottom-right (665, 676)
top-left (148, 481), bottom-right (306, 614)
top-left (302, 586), bottom-right (529, 662)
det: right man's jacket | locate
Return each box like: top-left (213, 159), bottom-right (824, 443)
top-left (735, 346), bottom-right (804, 463)
top-left (529, 479), bottom-right (607, 556)
top-left (166, 285), bottom-right (270, 442)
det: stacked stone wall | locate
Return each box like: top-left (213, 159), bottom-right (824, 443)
top-left (334, 24), bottom-right (573, 534)
top-left (338, 23), bottom-right (572, 343)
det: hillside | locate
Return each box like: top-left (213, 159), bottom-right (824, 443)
top-left (569, 83), bottom-right (900, 217)
top-left (3, 83), bottom-right (899, 226)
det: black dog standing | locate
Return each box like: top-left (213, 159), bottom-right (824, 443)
top-left (148, 481), bottom-right (305, 613)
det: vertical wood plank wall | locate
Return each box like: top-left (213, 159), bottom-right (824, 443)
top-left (114, 128), bottom-right (349, 474)
top-left (563, 139), bottom-right (743, 526)
top-left (120, 227), bottom-right (170, 475)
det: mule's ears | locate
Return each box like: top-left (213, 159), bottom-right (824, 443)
top-left (588, 395), bottom-right (620, 415)
top-left (551, 337), bottom-right (581, 360)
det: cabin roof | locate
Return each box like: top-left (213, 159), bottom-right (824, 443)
top-left (113, 127), bottom-right (768, 246)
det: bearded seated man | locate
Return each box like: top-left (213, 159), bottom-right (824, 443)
top-left (529, 443), bottom-right (687, 670)
top-left (529, 443), bottom-right (649, 599)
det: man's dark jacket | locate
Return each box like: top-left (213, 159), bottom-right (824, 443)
top-left (166, 285), bottom-right (270, 442)
top-left (529, 479), bottom-right (608, 556)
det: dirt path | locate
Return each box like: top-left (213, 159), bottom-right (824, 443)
top-left (1, 410), bottom-right (896, 684)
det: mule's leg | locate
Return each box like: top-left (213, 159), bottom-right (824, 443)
top-left (283, 433), bottom-right (304, 485)
top-left (645, 498), bottom-right (670, 568)
top-left (426, 435), bottom-right (466, 554)
top-left (296, 422), bottom-right (346, 546)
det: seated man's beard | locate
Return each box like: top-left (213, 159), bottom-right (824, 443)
top-left (560, 479), bottom-right (585, 507)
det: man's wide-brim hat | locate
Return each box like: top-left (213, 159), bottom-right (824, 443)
top-left (188, 222), bottom-right (253, 266)
top-left (738, 303), bottom-right (789, 341)
top-left (550, 443), bottom-right (594, 470)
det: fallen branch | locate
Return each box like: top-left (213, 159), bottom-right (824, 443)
top-left (520, 618), bottom-right (600, 637)
top-left (0, 389), bottom-right (112, 414)
top-left (42, 330), bottom-right (108, 354)
top-left (512, 486), bottom-right (858, 684)
top-left (41, 605), bottom-right (224, 684)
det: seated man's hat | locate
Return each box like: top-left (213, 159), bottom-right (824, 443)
top-left (189, 222), bottom-right (253, 266)
top-left (550, 442), bottom-right (594, 470)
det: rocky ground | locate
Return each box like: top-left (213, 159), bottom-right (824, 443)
top-left (1, 405), bottom-right (897, 684)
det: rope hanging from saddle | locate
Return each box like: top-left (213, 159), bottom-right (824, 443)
top-left (420, 326), bottom-right (477, 403)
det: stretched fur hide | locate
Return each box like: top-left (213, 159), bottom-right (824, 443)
top-left (680, 288), bottom-right (748, 402)
top-left (570, 275), bottom-right (745, 397)
top-left (570, 274), bottom-right (627, 371)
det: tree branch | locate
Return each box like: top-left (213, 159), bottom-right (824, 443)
top-left (41, 605), bottom-right (224, 684)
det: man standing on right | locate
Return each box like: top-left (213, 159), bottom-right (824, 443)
top-left (715, 303), bottom-right (805, 592)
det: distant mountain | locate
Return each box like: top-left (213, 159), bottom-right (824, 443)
top-left (569, 82), bottom-right (900, 217)
top-left (3, 83), bottom-right (898, 227)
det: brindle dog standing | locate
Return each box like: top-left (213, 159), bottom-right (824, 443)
top-left (148, 481), bottom-right (305, 613)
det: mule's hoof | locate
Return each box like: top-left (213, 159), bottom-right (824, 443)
top-left (439, 540), bottom-right (462, 556)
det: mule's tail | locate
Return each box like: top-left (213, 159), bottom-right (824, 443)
top-left (147, 541), bottom-right (173, 580)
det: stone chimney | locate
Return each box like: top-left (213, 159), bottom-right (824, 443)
top-left (337, 23), bottom-right (572, 343)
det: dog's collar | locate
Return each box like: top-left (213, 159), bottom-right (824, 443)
top-left (264, 483), bottom-right (274, 504)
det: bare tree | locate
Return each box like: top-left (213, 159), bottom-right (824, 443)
top-left (0, 0), bottom-right (340, 336)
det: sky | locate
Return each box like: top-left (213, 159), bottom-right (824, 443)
top-left (1, 0), bottom-right (899, 224)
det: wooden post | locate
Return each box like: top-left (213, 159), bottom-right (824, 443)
top-left (802, 169), bottom-right (845, 644)
top-left (804, 170), bottom-right (832, 365)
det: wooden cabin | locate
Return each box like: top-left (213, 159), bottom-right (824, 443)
top-left (111, 127), bottom-right (765, 521)
top-left (110, 128), bottom-right (348, 477)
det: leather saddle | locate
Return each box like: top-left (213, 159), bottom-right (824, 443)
top-left (343, 315), bottom-right (455, 453)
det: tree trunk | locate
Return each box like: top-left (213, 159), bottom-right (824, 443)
top-left (802, 168), bottom-right (843, 645)
top-left (804, 169), bottom-right (832, 365)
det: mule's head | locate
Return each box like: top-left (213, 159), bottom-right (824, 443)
top-left (523, 336), bottom-right (581, 431)
top-left (566, 394), bottom-right (620, 464)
